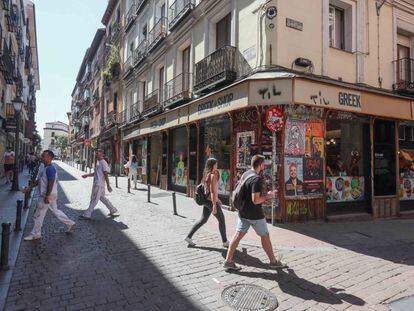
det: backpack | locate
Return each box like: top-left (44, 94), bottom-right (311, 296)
top-left (231, 170), bottom-right (258, 211)
top-left (194, 183), bottom-right (208, 206)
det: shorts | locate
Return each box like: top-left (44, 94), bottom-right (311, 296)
top-left (4, 164), bottom-right (14, 172)
top-left (236, 217), bottom-right (269, 237)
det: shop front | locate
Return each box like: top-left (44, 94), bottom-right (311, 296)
top-left (398, 122), bottom-right (414, 211)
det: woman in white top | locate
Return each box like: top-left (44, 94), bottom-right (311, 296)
top-left (185, 158), bottom-right (229, 248)
top-left (128, 155), bottom-right (139, 189)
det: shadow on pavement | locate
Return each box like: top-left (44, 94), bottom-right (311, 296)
top-left (279, 221), bottom-right (414, 266)
top-left (4, 163), bottom-right (201, 310)
top-left (233, 268), bottom-right (365, 306)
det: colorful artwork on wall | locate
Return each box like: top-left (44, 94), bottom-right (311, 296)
top-left (326, 176), bottom-right (365, 202)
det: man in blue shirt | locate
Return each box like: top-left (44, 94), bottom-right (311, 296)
top-left (23, 150), bottom-right (75, 241)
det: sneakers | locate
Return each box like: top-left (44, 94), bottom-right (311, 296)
top-left (66, 223), bottom-right (75, 233)
top-left (223, 261), bottom-right (242, 272)
top-left (223, 241), bottom-right (230, 248)
top-left (108, 213), bottom-right (120, 218)
top-left (185, 237), bottom-right (196, 247)
top-left (24, 234), bottom-right (41, 241)
top-left (78, 215), bottom-right (91, 220)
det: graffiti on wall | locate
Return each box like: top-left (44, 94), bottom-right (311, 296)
top-left (286, 200), bottom-right (312, 218)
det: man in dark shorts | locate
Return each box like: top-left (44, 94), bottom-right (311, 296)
top-left (224, 155), bottom-right (285, 271)
top-left (3, 147), bottom-right (15, 184)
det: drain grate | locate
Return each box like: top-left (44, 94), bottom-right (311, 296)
top-left (222, 284), bottom-right (278, 311)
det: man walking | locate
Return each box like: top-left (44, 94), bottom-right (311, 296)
top-left (23, 150), bottom-right (75, 241)
top-left (224, 155), bottom-right (285, 271)
top-left (3, 147), bottom-right (15, 184)
top-left (79, 149), bottom-right (118, 219)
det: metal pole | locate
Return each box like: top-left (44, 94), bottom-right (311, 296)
top-left (1, 223), bottom-right (11, 271)
top-left (147, 184), bottom-right (151, 203)
top-left (11, 113), bottom-right (19, 191)
top-left (272, 131), bottom-right (277, 226)
top-left (172, 192), bottom-right (177, 215)
top-left (115, 175), bottom-right (119, 188)
top-left (15, 200), bottom-right (23, 232)
top-left (128, 178), bottom-right (131, 193)
top-left (23, 185), bottom-right (30, 209)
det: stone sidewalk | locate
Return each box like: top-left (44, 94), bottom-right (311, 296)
top-left (4, 161), bottom-right (414, 310)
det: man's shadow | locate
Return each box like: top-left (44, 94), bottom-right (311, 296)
top-left (233, 268), bottom-right (365, 306)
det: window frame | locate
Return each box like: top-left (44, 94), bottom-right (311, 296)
top-left (329, 5), bottom-right (345, 50)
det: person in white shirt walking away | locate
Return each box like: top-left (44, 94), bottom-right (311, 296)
top-left (23, 150), bottom-right (75, 241)
top-left (79, 149), bottom-right (118, 220)
top-left (128, 155), bottom-right (139, 190)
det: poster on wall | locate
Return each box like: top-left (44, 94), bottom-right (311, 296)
top-left (326, 176), bottom-right (365, 202)
top-left (303, 157), bottom-right (324, 195)
top-left (217, 169), bottom-right (231, 196)
top-left (305, 122), bottom-right (324, 157)
top-left (236, 131), bottom-right (255, 169)
top-left (284, 120), bottom-right (306, 156)
top-left (400, 178), bottom-right (414, 201)
top-left (172, 152), bottom-right (187, 187)
top-left (141, 140), bottom-right (147, 176)
top-left (284, 157), bottom-right (305, 196)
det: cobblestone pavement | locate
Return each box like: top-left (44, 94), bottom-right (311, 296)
top-left (4, 162), bottom-right (414, 310)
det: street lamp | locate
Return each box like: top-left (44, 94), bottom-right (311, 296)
top-left (11, 96), bottom-right (23, 191)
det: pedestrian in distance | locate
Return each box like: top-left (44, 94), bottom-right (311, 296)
top-left (223, 155), bottom-right (286, 271)
top-left (79, 149), bottom-right (118, 220)
top-left (3, 147), bottom-right (15, 184)
top-left (23, 150), bottom-right (75, 241)
top-left (185, 158), bottom-right (230, 248)
top-left (128, 155), bottom-right (138, 190)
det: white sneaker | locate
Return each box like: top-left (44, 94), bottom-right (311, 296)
top-left (185, 237), bottom-right (196, 247)
top-left (223, 241), bottom-right (230, 248)
top-left (24, 235), bottom-right (41, 241)
top-left (66, 223), bottom-right (75, 233)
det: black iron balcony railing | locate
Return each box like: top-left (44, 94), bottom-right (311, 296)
top-left (164, 72), bottom-right (192, 108)
top-left (136, 0), bottom-right (148, 14)
top-left (393, 58), bottom-right (414, 94)
top-left (125, 3), bottom-right (136, 32)
top-left (110, 23), bottom-right (121, 43)
top-left (117, 109), bottom-right (127, 125)
top-left (105, 111), bottom-right (117, 127)
top-left (133, 40), bottom-right (147, 66)
top-left (129, 102), bottom-right (141, 122)
top-left (194, 45), bottom-right (237, 94)
top-left (142, 90), bottom-right (161, 117)
top-left (124, 54), bottom-right (133, 74)
top-left (169, 0), bottom-right (195, 31)
top-left (148, 17), bottom-right (167, 52)
top-left (0, 39), bottom-right (14, 84)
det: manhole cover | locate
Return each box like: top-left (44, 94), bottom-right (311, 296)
top-left (222, 284), bottom-right (278, 311)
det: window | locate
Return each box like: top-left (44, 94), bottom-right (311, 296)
top-left (399, 125), bottom-right (406, 141)
top-left (329, 5), bottom-right (345, 50)
top-left (397, 44), bottom-right (411, 83)
top-left (410, 127), bottom-right (414, 142)
top-left (159, 66), bottom-right (164, 103)
top-left (51, 132), bottom-right (55, 137)
top-left (216, 13), bottom-right (231, 49)
top-left (113, 92), bottom-right (118, 112)
top-left (142, 24), bottom-right (147, 40)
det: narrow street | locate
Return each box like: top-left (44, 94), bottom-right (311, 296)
top-left (2, 162), bottom-right (414, 311)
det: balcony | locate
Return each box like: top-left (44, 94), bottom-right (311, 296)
top-left (0, 39), bottom-right (14, 84)
top-left (136, 0), bottom-right (148, 14)
top-left (2, 0), bottom-right (10, 10)
top-left (164, 72), bottom-right (192, 108)
top-left (148, 17), bottom-right (167, 52)
top-left (110, 23), bottom-right (121, 44)
top-left (5, 103), bottom-right (15, 120)
top-left (128, 102), bottom-right (141, 122)
top-left (104, 111), bottom-right (117, 127)
top-left (117, 109), bottom-right (127, 125)
top-left (194, 46), bottom-right (237, 94)
top-left (393, 58), bottom-right (414, 95)
top-left (169, 0), bottom-right (195, 31)
top-left (133, 40), bottom-right (147, 67)
top-left (124, 54), bottom-right (133, 77)
top-left (125, 3), bottom-right (136, 32)
top-left (142, 90), bottom-right (161, 117)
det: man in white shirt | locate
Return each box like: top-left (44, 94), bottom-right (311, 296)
top-left (79, 149), bottom-right (118, 219)
top-left (23, 150), bottom-right (75, 241)
top-left (3, 147), bottom-right (15, 184)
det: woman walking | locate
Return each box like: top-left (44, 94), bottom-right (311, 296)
top-left (128, 155), bottom-right (138, 189)
top-left (185, 158), bottom-right (229, 248)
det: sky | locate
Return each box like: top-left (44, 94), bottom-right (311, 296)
top-left (33, 0), bottom-right (107, 138)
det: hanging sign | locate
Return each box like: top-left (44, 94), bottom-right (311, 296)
top-left (265, 107), bottom-right (284, 132)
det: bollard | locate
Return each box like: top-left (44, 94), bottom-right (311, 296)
top-left (147, 184), bottom-right (151, 203)
top-left (127, 178), bottom-right (131, 193)
top-left (115, 175), bottom-right (118, 188)
top-left (89, 167), bottom-right (92, 174)
top-left (23, 187), bottom-right (30, 209)
top-left (1, 223), bottom-right (11, 271)
top-left (15, 200), bottom-right (23, 232)
top-left (172, 192), bottom-right (177, 215)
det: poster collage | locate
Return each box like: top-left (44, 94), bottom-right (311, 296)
top-left (284, 119), bottom-right (325, 197)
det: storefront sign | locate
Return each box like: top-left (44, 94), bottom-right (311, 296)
top-left (249, 79), bottom-right (292, 105)
top-left (265, 107), bottom-right (284, 132)
top-left (197, 93), bottom-right (234, 114)
top-left (140, 110), bottom-right (180, 136)
top-left (400, 178), bottom-right (414, 201)
top-left (295, 79), bottom-right (362, 112)
top-left (326, 176), bottom-right (365, 202)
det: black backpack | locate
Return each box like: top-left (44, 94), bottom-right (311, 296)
top-left (231, 170), bottom-right (258, 211)
top-left (194, 183), bottom-right (208, 206)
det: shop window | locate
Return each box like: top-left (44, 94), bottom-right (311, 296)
top-left (170, 127), bottom-right (188, 189)
top-left (374, 120), bottom-right (396, 196)
top-left (189, 125), bottom-right (198, 185)
top-left (399, 125), bottom-right (406, 141)
top-left (398, 123), bottom-right (414, 206)
top-left (201, 116), bottom-right (231, 197)
top-left (162, 133), bottom-right (167, 175)
top-left (326, 117), bottom-right (368, 205)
